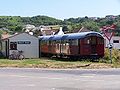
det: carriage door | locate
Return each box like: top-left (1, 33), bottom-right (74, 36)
top-left (90, 36), bottom-right (97, 54)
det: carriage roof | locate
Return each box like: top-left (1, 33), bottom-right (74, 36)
top-left (39, 31), bottom-right (103, 41)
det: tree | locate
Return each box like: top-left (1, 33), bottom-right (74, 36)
top-left (81, 21), bottom-right (100, 32)
top-left (15, 26), bottom-right (23, 32)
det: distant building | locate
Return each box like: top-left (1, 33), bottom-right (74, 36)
top-left (73, 27), bottom-right (91, 33)
top-left (105, 15), bottom-right (117, 19)
top-left (22, 25), bottom-right (61, 36)
top-left (78, 27), bottom-right (91, 32)
top-left (40, 25), bottom-right (60, 36)
top-left (104, 36), bottom-right (120, 49)
top-left (89, 17), bottom-right (99, 21)
top-left (23, 24), bottom-right (36, 32)
top-left (1, 33), bottom-right (11, 40)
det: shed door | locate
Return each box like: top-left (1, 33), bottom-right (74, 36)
top-left (5, 41), bottom-right (9, 57)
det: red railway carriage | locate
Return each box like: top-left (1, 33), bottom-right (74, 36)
top-left (39, 32), bottom-right (104, 59)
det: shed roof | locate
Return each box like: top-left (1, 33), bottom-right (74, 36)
top-left (2, 32), bottom-right (38, 41)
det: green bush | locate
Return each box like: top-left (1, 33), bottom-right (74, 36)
top-left (104, 48), bottom-right (120, 63)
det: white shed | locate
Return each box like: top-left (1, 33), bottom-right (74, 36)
top-left (1, 33), bottom-right (39, 58)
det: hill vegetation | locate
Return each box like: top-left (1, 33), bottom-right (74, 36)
top-left (0, 15), bottom-right (120, 35)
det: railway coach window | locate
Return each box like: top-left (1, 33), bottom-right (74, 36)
top-left (70, 39), bottom-right (78, 45)
top-left (98, 38), bottom-right (104, 44)
top-left (55, 40), bottom-right (61, 43)
top-left (49, 41), bottom-right (52, 45)
top-left (47, 41), bottom-right (49, 45)
top-left (55, 40), bottom-right (61, 49)
top-left (84, 38), bottom-right (90, 44)
top-left (52, 41), bottom-right (56, 45)
top-left (90, 37), bottom-right (96, 45)
top-left (62, 40), bottom-right (69, 45)
top-left (41, 41), bottom-right (47, 45)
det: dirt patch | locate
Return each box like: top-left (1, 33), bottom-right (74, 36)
top-left (84, 63), bottom-right (113, 69)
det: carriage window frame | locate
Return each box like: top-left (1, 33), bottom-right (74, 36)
top-left (113, 40), bottom-right (119, 43)
top-left (90, 37), bottom-right (96, 45)
top-left (97, 38), bottom-right (104, 44)
top-left (62, 40), bottom-right (69, 49)
top-left (84, 37), bottom-right (90, 44)
top-left (70, 39), bottom-right (78, 45)
top-left (55, 40), bottom-right (60, 50)
top-left (41, 41), bottom-right (46, 45)
top-left (52, 40), bottom-right (55, 45)
top-left (49, 40), bottom-right (52, 45)
top-left (46, 41), bottom-right (49, 45)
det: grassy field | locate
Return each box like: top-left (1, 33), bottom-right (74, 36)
top-left (0, 48), bottom-right (119, 69)
top-left (0, 57), bottom-right (114, 69)
top-left (0, 48), bottom-right (120, 69)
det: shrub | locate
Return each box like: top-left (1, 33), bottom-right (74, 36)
top-left (104, 48), bottom-right (120, 63)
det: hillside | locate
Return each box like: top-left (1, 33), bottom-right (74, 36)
top-left (0, 15), bottom-right (63, 34)
top-left (64, 15), bottom-right (120, 34)
top-left (0, 15), bottom-right (120, 35)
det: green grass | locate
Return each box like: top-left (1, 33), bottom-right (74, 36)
top-left (0, 48), bottom-right (120, 69)
top-left (0, 58), bottom-right (114, 69)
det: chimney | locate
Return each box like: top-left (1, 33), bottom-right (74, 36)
top-left (29, 32), bottom-right (33, 35)
top-left (56, 27), bottom-right (64, 35)
top-left (41, 27), bottom-right (44, 32)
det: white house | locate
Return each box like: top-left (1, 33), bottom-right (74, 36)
top-left (104, 36), bottom-right (120, 49)
top-left (1, 33), bottom-right (39, 58)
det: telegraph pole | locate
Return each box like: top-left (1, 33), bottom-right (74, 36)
top-left (108, 41), bottom-right (113, 64)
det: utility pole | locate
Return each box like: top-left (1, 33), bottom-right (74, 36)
top-left (108, 41), bottom-right (113, 64)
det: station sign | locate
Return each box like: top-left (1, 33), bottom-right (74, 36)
top-left (18, 41), bottom-right (31, 44)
